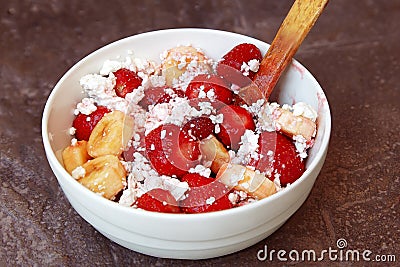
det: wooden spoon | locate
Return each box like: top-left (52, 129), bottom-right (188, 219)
top-left (238, 0), bottom-right (329, 104)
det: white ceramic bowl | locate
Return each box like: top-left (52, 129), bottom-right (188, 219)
top-left (42, 28), bottom-right (331, 259)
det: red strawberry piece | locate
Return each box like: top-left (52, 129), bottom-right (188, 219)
top-left (156, 88), bottom-right (185, 105)
top-left (145, 124), bottom-right (199, 178)
top-left (179, 173), bottom-right (232, 213)
top-left (179, 132), bottom-right (202, 162)
top-left (250, 131), bottom-right (305, 186)
top-left (139, 86), bottom-right (167, 107)
top-left (185, 74), bottom-right (233, 107)
top-left (231, 93), bottom-right (247, 106)
top-left (72, 106), bottom-right (110, 141)
top-left (181, 117), bottom-right (214, 141)
top-left (136, 188), bottom-right (181, 213)
top-left (113, 68), bottom-right (143, 98)
top-left (123, 145), bottom-right (138, 162)
top-left (139, 86), bottom-right (184, 108)
top-left (217, 43), bottom-right (262, 86)
top-left (217, 105), bottom-right (256, 150)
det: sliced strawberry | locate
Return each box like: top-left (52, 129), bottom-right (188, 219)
top-left (123, 145), bottom-right (138, 162)
top-left (136, 188), bottom-right (181, 213)
top-left (179, 132), bottom-right (202, 162)
top-left (156, 88), bottom-right (185, 105)
top-left (231, 93), bottom-right (247, 106)
top-left (179, 173), bottom-right (232, 213)
top-left (250, 131), bottom-right (305, 186)
top-left (181, 117), bottom-right (214, 141)
top-left (217, 105), bottom-right (256, 150)
top-left (113, 68), bottom-right (143, 98)
top-left (145, 124), bottom-right (199, 178)
top-left (72, 106), bottom-right (110, 141)
top-left (139, 86), bottom-right (167, 107)
top-left (139, 86), bottom-right (184, 108)
top-left (217, 43), bottom-right (262, 86)
top-left (185, 74), bottom-right (233, 107)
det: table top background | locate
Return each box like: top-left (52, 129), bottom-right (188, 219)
top-left (1, 0), bottom-right (399, 266)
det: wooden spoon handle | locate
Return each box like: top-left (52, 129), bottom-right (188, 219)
top-left (254, 0), bottom-right (329, 100)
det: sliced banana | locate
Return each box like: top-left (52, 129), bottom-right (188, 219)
top-left (216, 163), bottom-right (276, 200)
top-left (87, 110), bottom-right (134, 158)
top-left (62, 140), bottom-right (91, 174)
top-left (275, 108), bottom-right (316, 141)
top-left (79, 155), bottom-right (126, 200)
top-left (161, 45), bottom-right (212, 87)
top-left (199, 135), bottom-right (230, 174)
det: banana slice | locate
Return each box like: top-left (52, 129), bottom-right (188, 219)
top-left (78, 155), bottom-right (126, 200)
top-left (62, 140), bottom-right (91, 174)
top-left (87, 110), bottom-right (134, 158)
top-left (216, 163), bottom-right (276, 200)
top-left (161, 45), bottom-right (212, 87)
top-left (275, 108), bottom-right (316, 141)
top-left (199, 135), bottom-right (230, 174)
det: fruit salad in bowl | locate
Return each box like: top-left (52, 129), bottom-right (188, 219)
top-left (42, 29), bottom-right (331, 259)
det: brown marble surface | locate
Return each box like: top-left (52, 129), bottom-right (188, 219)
top-left (1, 0), bottom-right (399, 266)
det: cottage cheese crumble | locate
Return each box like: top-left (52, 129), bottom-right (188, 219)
top-left (231, 130), bottom-right (260, 165)
top-left (241, 59), bottom-right (260, 76)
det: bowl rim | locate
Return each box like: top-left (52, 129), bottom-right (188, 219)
top-left (42, 28), bottom-right (331, 221)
